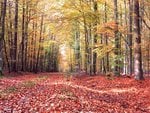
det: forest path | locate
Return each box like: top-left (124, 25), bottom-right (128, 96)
top-left (42, 80), bottom-right (138, 94)
top-left (0, 73), bottom-right (150, 112)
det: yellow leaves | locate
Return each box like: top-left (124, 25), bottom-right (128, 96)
top-left (97, 0), bottom-right (107, 5)
top-left (63, 10), bottom-right (81, 20)
top-left (42, 40), bottom-right (57, 48)
top-left (93, 43), bottom-right (113, 58)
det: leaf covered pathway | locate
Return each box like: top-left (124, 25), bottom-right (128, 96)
top-left (0, 73), bottom-right (150, 113)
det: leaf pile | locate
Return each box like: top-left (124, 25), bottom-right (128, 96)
top-left (0, 73), bottom-right (150, 112)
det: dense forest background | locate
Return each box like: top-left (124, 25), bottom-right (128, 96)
top-left (0, 0), bottom-right (150, 80)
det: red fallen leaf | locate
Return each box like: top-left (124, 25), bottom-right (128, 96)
top-left (0, 73), bottom-right (150, 112)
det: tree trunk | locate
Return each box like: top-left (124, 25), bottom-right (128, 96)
top-left (93, 0), bottom-right (98, 75)
top-left (24, 1), bottom-right (29, 71)
top-left (33, 19), bottom-right (38, 72)
top-left (83, 15), bottom-right (89, 74)
top-left (21, 0), bottom-right (25, 71)
top-left (12, 0), bottom-right (19, 72)
top-left (104, 1), bottom-right (109, 73)
top-left (35, 14), bottom-right (44, 73)
top-left (133, 0), bottom-right (144, 80)
top-left (8, 2), bottom-right (13, 72)
top-left (0, 0), bottom-right (7, 75)
top-left (3, 37), bottom-right (11, 72)
top-left (74, 20), bottom-right (80, 72)
top-left (114, 0), bottom-right (120, 75)
top-left (128, 0), bottom-right (133, 75)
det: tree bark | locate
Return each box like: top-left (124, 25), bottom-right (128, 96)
top-left (35, 14), bottom-right (44, 73)
top-left (8, 2), bottom-right (13, 72)
top-left (12, 0), bottom-right (19, 72)
top-left (133, 0), bottom-right (144, 80)
top-left (128, 0), bottom-right (133, 75)
top-left (93, 0), bottom-right (98, 75)
top-left (21, 0), bottom-right (25, 71)
top-left (24, 1), bottom-right (29, 71)
top-left (74, 20), bottom-right (80, 72)
top-left (114, 0), bottom-right (120, 75)
top-left (0, 0), bottom-right (7, 75)
top-left (104, 1), bottom-right (109, 73)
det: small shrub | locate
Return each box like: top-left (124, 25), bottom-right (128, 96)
top-left (105, 72), bottom-right (114, 80)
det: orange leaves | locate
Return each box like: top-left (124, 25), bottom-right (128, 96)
top-left (97, 21), bottom-right (116, 37)
top-left (97, 21), bottom-right (127, 37)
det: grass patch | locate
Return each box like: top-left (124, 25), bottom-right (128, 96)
top-left (0, 73), bottom-right (4, 79)
top-left (22, 80), bottom-right (36, 88)
top-left (0, 80), bottom-right (37, 99)
top-left (0, 75), bottom-right (4, 79)
top-left (1, 86), bottom-right (18, 94)
top-left (6, 86), bottom-right (18, 93)
top-left (0, 87), bottom-right (17, 99)
top-left (36, 75), bottom-right (48, 81)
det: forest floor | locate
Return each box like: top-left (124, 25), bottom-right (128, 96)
top-left (0, 73), bottom-right (150, 113)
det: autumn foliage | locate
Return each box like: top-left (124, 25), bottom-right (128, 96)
top-left (0, 73), bottom-right (150, 112)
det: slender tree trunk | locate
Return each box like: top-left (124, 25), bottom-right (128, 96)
top-left (3, 37), bottom-right (11, 72)
top-left (100, 36), bottom-right (106, 74)
top-left (119, 4), bottom-right (123, 73)
top-left (83, 15), bottom-right (89, 74)
top-left (89, 24), bottom-right (92, 75)
top-left (93, 0), bottom-right (98, 75)
top-left (12, 0), bottom-right (19, 72)
top-left (35, 14), bottom-right (44, 73)
top-left (0, 0), bottom-right (7, 75)
top-left (30, 21), bottom-right (35, 71)
top-left (114, 0), bottom-right (120, 75)
top-left (0, 0), bottom-right (3, 75)
top-left (74, 20), bottom-right (80, 72)
top-left (33, 19), bottom-right (37, 72)
top-left (128, 0), bottom-right (133, 75)
top-left (21, 0), bottom-right (25, 71)
top-left (123, 0), bottom-right (128, 75)
top-left (24, 1), bottom-right (29, 71)
top-left (148, 33), bottom-right (150, 76)
top-left (8, 2), bottom-right (13, 72)
top-left (133, 0), bottom-right (144, 80)
top-left (104, 1), bottom-right (109, 73)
